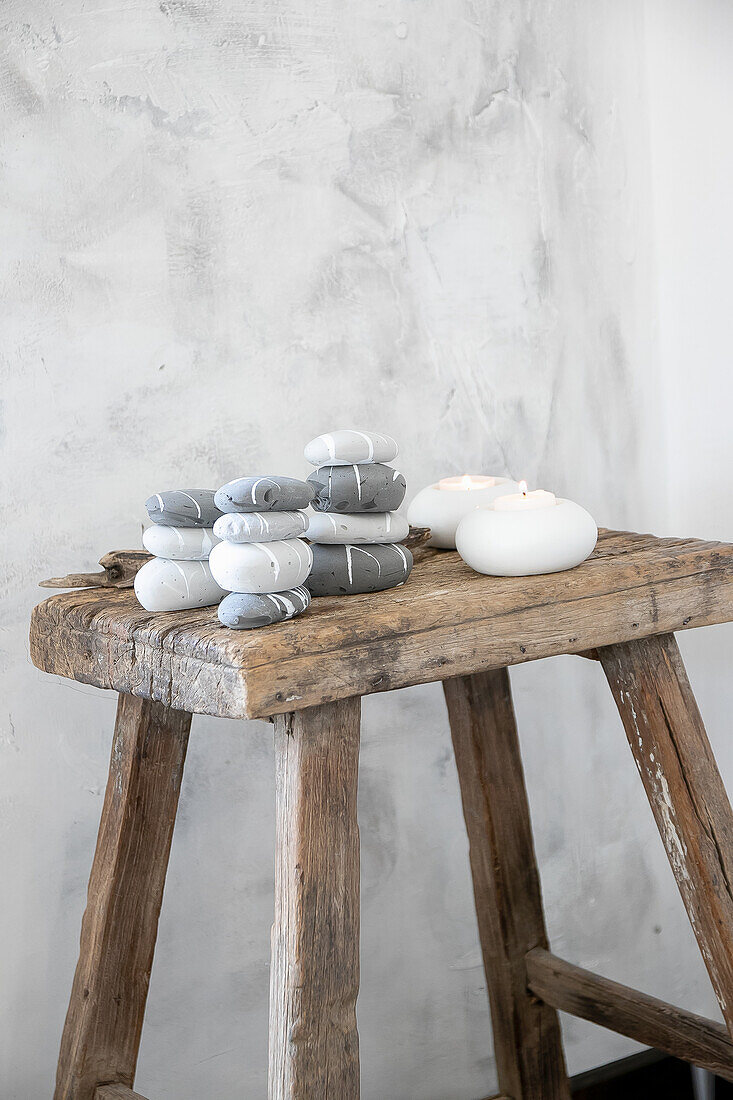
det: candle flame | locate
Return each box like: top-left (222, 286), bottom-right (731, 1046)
top-left (518, 479), bottom-right (528, 497)
top-left (460, 475), bottom-right (473, 489)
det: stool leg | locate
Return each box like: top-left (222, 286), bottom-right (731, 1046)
top-left (269, 697), bottom-right (361, 1100)
top-left (600, 634), bottom-right (733, 1036)
top-left (55, 694), bottom-right (191, 1100)
top-left (443, 670), bottom-right (571, 1100)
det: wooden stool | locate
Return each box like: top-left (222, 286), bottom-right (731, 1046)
top-left (30, 528), bottom-right (733, 1100)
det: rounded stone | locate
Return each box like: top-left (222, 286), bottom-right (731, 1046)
top-left (214, 476), bottom-right (314, 513)
top-left (308, 463), bottom-right (406, 513)
top-left (142, 525), bottom-right (220, 560)
top-left (133, 558), bottom-right (227, 612)
top-left (209, 538), bottom-right (313, 594)
top-left (213, 510), bottom-right (308, 544)
top-left (145, 489), bottom-right (222, 528)
top-left (306, 511), bottom-right (409, 545)
top-left (307, 543), bottom-right (412, 596)
top-left (304, 429), bottom-right (398, 467)
top-left (218, 586), bottom-right (311, 630)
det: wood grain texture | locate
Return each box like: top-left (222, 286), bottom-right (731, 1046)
top-left (269, 698), bottom-right (361, 1100)
top-left (95, 1085), bottom-right (150, 1100)
top-left (29, 529), bottom-right (733, 719)
top-left (443, 670), bottom-right (570, 1099)
top-left (55, 695), bottom-right (191, 1100)
top-left (526, 949), bottom-right (733, 1082)
top-left (41, 550), bottom-right (152, 589)
top-left (600, 634), bottom-right (733, 1035)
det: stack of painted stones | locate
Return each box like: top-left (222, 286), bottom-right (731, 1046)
top-left (209, 476), bottom-right (314, 629)
top-left (135, 489), bottom-right (227, 611)
top-left (304, 430), bottom-right (413, 595)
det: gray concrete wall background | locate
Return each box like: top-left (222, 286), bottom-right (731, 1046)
top-left (1, 0), bottom-right (729, 1096)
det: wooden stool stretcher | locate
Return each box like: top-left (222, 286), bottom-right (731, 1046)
top-left (29, 529), bottom-right (733, 1099)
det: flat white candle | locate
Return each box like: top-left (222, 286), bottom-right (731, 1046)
top-left (407, 474), bottom-right (521, 549)
top-left (455, 483), bottom-right (597, 576)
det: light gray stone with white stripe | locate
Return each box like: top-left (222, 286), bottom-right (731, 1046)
top-left (304, 429), bottom-right (398, 467)
top-left (133, 558), bottom-right (227, 611)
top-left (306, 511), bottom-right (409, 544)
top-left (213, 510), bottom-right (308, 544)
top-left (209, 537), bottom-right (313, 594)
top-left (142, 525), bottom-right (220, 560)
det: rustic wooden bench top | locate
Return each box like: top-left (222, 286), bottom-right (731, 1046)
top-left (29, 528), bottom-right (733, 720)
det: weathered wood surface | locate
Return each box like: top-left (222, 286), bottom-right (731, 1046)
top-left (41, 550), bottom-right (151, 590)
top-left (600, 634), bottom-right (733, 1036)
top-left (269, 698), bottom-right (361, 1100)
top-left (443, 670), bottom-right (570, 1099)
top-left (526, 948), bottom-right (733, 1082)
top-left (30, 529), bottom-right (733, 719)
top-left (55, 695), bottom-right (191, 1100)
top-left (95, 1085), bottom-right (150, 1100)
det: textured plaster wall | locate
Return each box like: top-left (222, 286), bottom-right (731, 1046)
top-left (2, 0), bottom-right (728, 1097)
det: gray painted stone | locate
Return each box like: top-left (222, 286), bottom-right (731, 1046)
top-left (308, 463), bottom-right (406, 513)
top-left (215, 475), bottom-right (314, 513)
top-left (307, 542), bottom-right (412, 596)
top-left (213, 510), bottom-right (308, 543)
top-left (145, 489), bottom-right (222, 527)
top-left (218, 586), bottom-right (311, 629)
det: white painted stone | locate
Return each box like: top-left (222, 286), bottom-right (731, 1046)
top-left (133, 558), bottom-right (227, 612)
top-left (304, 429), bottom-right (398, 467)
top-left (306, 511), bottom-right (409, 544)
top-left (142, 524), bottom-right (220, 560)
top-left (209, 538), bottom-right (313, 593)
top-left (213, 510), bottom-right (308, 543)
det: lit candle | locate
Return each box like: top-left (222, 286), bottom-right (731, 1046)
top-left (438, 475), bottom-right (499, 492)
top-left (407, 474), bottom-right (521, 549)
top-left (493, 480), bottom-right (556, 512)
top-left (455, 482), bottom-right (597, 576)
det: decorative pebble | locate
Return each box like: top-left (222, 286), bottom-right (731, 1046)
top-left (308, 463), bottom-right (406, 513)
top-left (213, 510), bottom-right (308, 544)
top-left (218, 586), bottom-right (311, 630)
top-left (306, 511), bottom-right (409, 545)
top-left (307, 543), bottom-right (412, 596)
top-left (215, 476), bottom-right (313, 513)
top-left (304, 429), bottom-right (398, 467)
top-left (145, 489), bottom-right (222, 528)
top-left (133, 558), bottom-right (226, 612)
top-left (209, 538), bottom-right (313, 594)
top-left (142, 525), bottom-right (220, 560)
